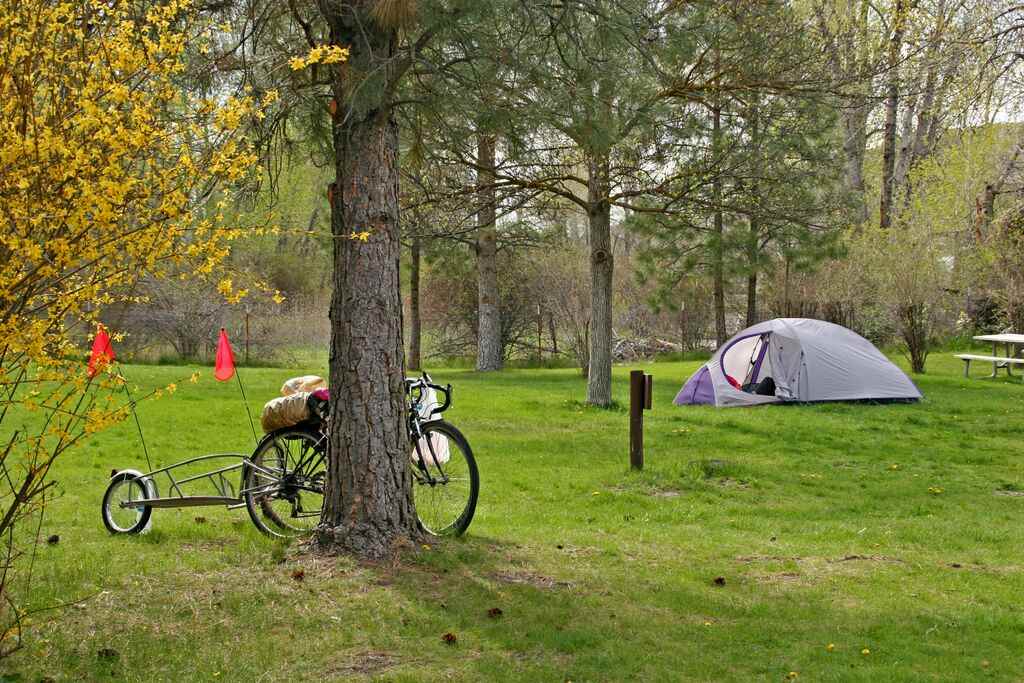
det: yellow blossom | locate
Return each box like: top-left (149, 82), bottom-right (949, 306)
top-left (0, 0), bottom-right (261, 548)
top-left (289, 44), bottom-right (350, 70)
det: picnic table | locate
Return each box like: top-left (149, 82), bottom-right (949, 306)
top-left (955, 333), bottom-right (1024, 379)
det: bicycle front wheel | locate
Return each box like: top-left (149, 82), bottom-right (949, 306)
top-left (411, 420), bottom-right (479, 537)
top-left (243, 427), bottom-right (326, 537)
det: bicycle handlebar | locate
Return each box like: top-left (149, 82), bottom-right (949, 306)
top-left (405, 373), bottom-right (451, 416)
top-left (430, 383), bottom-right (452, 416)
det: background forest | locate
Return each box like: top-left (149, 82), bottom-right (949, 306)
top-left (103, 0), bottom-right (1024, 380)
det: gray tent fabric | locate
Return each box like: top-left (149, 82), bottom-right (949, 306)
top-left (674, 318), bottom-right (922, 407)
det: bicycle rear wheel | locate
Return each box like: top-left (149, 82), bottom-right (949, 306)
top-left (411, 420), bottom-right (478, 536)
top-left (243, 427), bottom-right (326, 537)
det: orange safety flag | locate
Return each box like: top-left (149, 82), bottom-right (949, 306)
top-left (87, 325), bottom-right (116, 377)
top-left (214, 328), bottom-right (236, 382)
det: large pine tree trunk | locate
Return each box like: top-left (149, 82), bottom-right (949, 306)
top-left (586, 152), bottom-right (613, 407)
top-left (476, 135), bottom-right (502, 371)
top-left (318, 3), bottom-right (418, 559)
top-left (879, 0), bottom-right (907, 230)
top-left (408, 236), bottom-right (421, 371)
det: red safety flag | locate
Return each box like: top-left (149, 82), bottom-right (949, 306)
top-left (87, 326), bottom-right (116, 377)
top-left (214, 328), bottom-right (236, 382)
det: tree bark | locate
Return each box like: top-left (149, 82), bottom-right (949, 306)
top-left (586, 152), bottom-right (613, 407)
top-left (892, 88), bottom-right (919, 201)
top-left (711, 99), bottom-right (726, 345)
top-left (879, 0), bottom-right (907, 230)
top-left (408, 236), bottom-right (421, 371)
top-left (973, 140), bottom-right (1024, 242)
top-left (821, 0), bottom-right (871, 224)
top-left (548, 312), bottom-right (558, 354)
top-left (909, 0), bottom-right (946, 170)
top-left (746, 101), bottom-right (760, 329)
top-left (318, 1), bottom-right (418, 559)
top-left (475, 134), bottom-right (502, 371)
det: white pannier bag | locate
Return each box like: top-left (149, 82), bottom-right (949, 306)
top-left (413, 430), bottom-right (450, 467)
top-left (412, 386), bottom-right (449, 465)
top-left (416, 387), bottom-right (442, 422)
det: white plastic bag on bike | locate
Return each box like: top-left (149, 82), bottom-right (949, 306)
top-left (413, 431), bottom-right (450, 466)
top-left (416, 387), bottom-right (442, 422)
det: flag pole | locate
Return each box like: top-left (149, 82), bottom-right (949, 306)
top-left (235, 370), bottom-right (259, 446)
top-left (217, 327), bottom-right (258, 445)
top-left (121, 374), bottom-right (154, 472)
top-left (88, 324), bottom-right (153, 472)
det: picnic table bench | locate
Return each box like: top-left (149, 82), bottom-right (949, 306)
top-left (956, 333), bottom-right (1024, 380)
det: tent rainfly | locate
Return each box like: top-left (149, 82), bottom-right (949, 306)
top-left (674, 318), bottom-right (922, 407)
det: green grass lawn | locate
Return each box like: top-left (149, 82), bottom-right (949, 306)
top-left (5, 354), bottom-right (1024, 681)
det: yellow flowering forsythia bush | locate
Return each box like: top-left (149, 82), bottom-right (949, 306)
top-left (0, 0), bottom-right (267, 652)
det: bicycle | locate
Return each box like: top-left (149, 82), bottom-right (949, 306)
top-left (101, 374), bottom-right (479, 539)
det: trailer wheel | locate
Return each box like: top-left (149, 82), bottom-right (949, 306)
top-left (102, 471), bottom-right (153, 534)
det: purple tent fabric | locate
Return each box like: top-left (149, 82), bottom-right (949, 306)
top-left (675, 366), bottom-right (714, 405)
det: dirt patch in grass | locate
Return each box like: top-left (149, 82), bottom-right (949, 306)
top-left (830, 554), bottom-right (903, 564)
top-left (754, 571), bottom-right (806, 586)
top-left (994, 489), bottom-right (1024, 497)
top-left (944, 561), bottom-right (1023, 576)
top-left (609, 483), bottom-right (683, 498)
top-left (554, 544), bottom-right (599, 558)
top-left (735, 554), bottom-right (903, 565)
top-left (326, 651), bottom-right (397, 677)
top-left (711, 477), bottom-right (750, 489)
top-left (491, 570), bottom-right (575, 590)
top-left (738, 553), bottom-right (905, 589)
top-left (179, 539), bottom-right (238, 552)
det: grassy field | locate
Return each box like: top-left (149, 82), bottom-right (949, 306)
top-left (4, 354), bottom-right (1024, 681)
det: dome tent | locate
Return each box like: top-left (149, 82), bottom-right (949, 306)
top-left (674, 318), bottom-right (922, 407)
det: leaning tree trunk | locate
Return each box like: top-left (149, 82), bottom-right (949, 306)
top-left (586, 152), bottom-right (613, 407)
top-left (475, 134), bottom-right (502, 371)
top-left (318, 3), bottom-right (418, 559)
top-left (408, 236), bottom-right (421, 371)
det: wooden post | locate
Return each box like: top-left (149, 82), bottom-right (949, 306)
top-left (630, 370), bottom-right (652, 470)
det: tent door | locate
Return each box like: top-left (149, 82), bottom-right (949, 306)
top-left (768, 335), bottom-right (803, 400)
